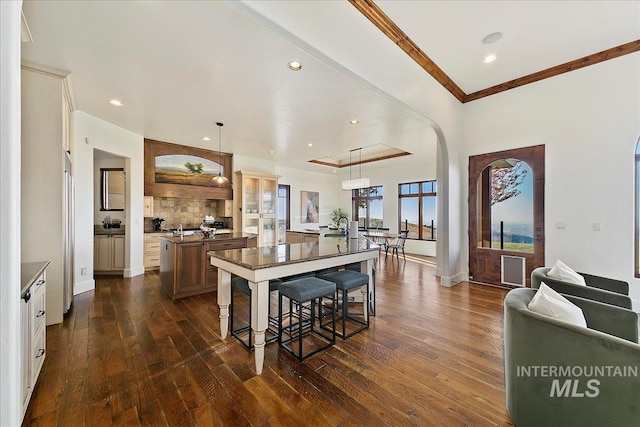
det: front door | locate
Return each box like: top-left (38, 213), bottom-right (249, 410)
top-left (468, 145), bottom-right (544, 287)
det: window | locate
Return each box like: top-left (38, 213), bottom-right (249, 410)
top-left (352, 186), bottom-right (383, 229)
top-left (398, 180), bottom-right (436, 240)
top-left (476, 159), bottom-right (533, 253)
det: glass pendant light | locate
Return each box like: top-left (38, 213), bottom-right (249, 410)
top-left (211, 122), bottom-right (230, 188)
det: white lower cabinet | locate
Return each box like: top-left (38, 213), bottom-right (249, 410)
top-left (144, 232), bottom-right (172, 270)
top-left (94, 234), bottom-right (125, 273)
top-left (21, 269), bottom-right (47, 419)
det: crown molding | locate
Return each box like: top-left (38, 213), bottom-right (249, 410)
top-left (349, 0), bottom-right (640, 104)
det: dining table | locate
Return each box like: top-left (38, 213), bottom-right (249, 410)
top-left (208, 236), bottom-right (379, 374)
top-left (363, 230), bottom-right (400, 251)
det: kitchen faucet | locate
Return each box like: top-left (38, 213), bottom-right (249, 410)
top-left (337, 216), bottom-right (349, 235)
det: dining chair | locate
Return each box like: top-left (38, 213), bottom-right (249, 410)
top-left (387, 230), bottom-right (409, 260)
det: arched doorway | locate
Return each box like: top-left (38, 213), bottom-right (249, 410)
top-left (468, 145), bottom-right (545, 287)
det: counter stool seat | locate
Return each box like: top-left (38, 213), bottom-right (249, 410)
top-left (318, 270), bottom-right (370, 339)
top-left (278, 277), bottom-right (336, 361)
top-left (230, 277), bottom-right (281, 349)
top-left (345, 263), bottom-right (376, 316)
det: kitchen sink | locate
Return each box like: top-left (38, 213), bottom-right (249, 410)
top-left (172, 230), bottom-right (199, 236)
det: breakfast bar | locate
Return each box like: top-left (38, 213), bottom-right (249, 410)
top-left (209, 237), bottom-right (379, 374)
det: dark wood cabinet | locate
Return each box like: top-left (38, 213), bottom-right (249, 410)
top-left (175, 242), bottom-right (206, 295)
top-left (160, 236), bottom-right (251, 300)
top-left (204, 239), bottom-right (246, 290)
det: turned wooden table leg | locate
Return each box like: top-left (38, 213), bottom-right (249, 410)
top-left (250, 280), bottom-right (270, 374)
top-left (217, 269), bottom-right (231, 339)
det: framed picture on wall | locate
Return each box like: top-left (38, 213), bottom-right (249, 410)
top-left (301, 191), bottom-right (319, 223)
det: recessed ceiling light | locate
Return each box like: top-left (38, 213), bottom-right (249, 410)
top-left (482, 32), bottom-right (503, 45)
top-left (483, 54), bottom-right (497, 64)
top-left (108, 99), bottom-right (123, 107)
top-left (269, 150), bottom-right (275, 154)
top-left (288, 61), bottom-right (302, 71)
top-left (307, 143), bottom-right (313, 147)
top-left (202, 136), bottom-right (211, 141)
top-left (350, 120), bottom-right (359, 124)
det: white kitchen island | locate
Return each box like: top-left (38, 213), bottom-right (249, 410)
top-left (209, 237), bottom-right (379, 374)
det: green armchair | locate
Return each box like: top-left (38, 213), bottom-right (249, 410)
top-left (504, 288), bottom-right (639, 427)
top-left (531, 267), bottom-right (632, 309)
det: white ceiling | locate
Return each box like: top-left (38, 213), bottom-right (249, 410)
top-left (21, 1), bottom-right (640, 173)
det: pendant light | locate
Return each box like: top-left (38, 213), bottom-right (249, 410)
top-left (211, 122), bottom-right (230, 188)
top-left (341, 147), bottom-right (370, 190)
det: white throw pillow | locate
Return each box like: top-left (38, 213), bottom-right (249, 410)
top-left (546, 260), bottom-right (587, 286)
top-left (528, 283), bottom-right (587, 328)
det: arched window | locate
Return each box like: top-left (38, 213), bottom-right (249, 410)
top-left (476, 159), bottom-right (533, 253)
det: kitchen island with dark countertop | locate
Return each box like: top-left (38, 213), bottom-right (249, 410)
top-left (159, 233), bottom-right (257, 300)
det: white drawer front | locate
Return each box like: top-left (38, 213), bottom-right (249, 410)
top-left (144, 253), bottom-right (161, 267)
top-left (30, 327), bottom-right (45, 387)
top-left (30, 289), bottom-right (46, 336)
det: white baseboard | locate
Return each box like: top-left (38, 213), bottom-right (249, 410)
top-left (435, 268), bottom-right (442, 277)
top-left (74, 278), bottom-right (95, 295)
top-left (125, 265), bottom-right (145, 278)
top-left (440, 272), bottom-right (468, 287)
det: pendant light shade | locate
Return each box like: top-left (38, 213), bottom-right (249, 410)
top-left (341, 147), bottom-right (370, 190)
top-left (211, 122), bottom-right (230, 188)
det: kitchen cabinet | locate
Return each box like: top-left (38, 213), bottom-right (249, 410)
top-left (144, 232), bottom-right (171, 270)
top-left (144, 196), bottom-right (154, 217)
top-left (21, 262), bottom-right (48, 420)
top-left (235, 171), bottom-right (280, 247)
top-left (94, 234), bottom-right (125, 273)
top-left (160, 235), bottom-right (253, 300)
top-left (286, 231), bottom-right (319, 244)
top-left (286, 231), bottom-right (303, 244)
top-left (21, 63), bottom-right (75, 324)
top-left (217, 199), bottom-right (233, 218)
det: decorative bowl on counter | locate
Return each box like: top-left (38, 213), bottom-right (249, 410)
top-left (200, 224), bottom-right (217, 238)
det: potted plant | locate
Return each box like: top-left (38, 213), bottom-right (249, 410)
top-left (329, 208), bottom-right (350, 233)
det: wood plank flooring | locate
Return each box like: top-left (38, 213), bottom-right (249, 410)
top-left (23, 255), bottom-right (514, 426)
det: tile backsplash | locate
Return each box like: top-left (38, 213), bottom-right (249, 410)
top-left (144, 197), bottom-right (227, 231)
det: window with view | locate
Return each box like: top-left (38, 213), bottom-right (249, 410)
top-left (352, 186), bottom-right (383, 229)
top-left (398, 180), bottom-right (437, 240)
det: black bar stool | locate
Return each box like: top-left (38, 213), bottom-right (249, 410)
top-left (318, 270), bottom-right (370, 339)
top-left (230, 277), bottom-right (281, 349)
top-left (278, 277), bottom-right (336, 361)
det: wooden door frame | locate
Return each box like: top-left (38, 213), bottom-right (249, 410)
top-left (468, 145), bottom-right (545, 287)
top-left (278, 183), bottom-right (291, 232)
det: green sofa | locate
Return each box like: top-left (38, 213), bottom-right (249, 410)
top-left (504, 288), bottom-right (639, 427)
top-left (531, 267), bottom-right (632, 309)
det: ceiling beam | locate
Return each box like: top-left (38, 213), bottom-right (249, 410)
top-left (464, 40), bottom-right (640, 102)
top-left (349, 1), bottom-right (640, 104)
top-left (348, 0), bottom-right (466, 102)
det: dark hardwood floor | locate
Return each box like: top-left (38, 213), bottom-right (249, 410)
top-left (23, 254), bottom-right (514, 426)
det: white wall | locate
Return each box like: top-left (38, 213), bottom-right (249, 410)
top-left (73, 111), bottom-right (145, 295)
top-left (336, 152), bottom-right (439, 257)
top-left (0, 1), bottom-right (23, 424)
top-left (236, 149), bottom-right (440, 255)
top-left (462, 53), bottom-right (640, 310)
top-left (275, 165), bottom-right (342, 230)
top-left (93, 157), bottom-right (126, 225)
